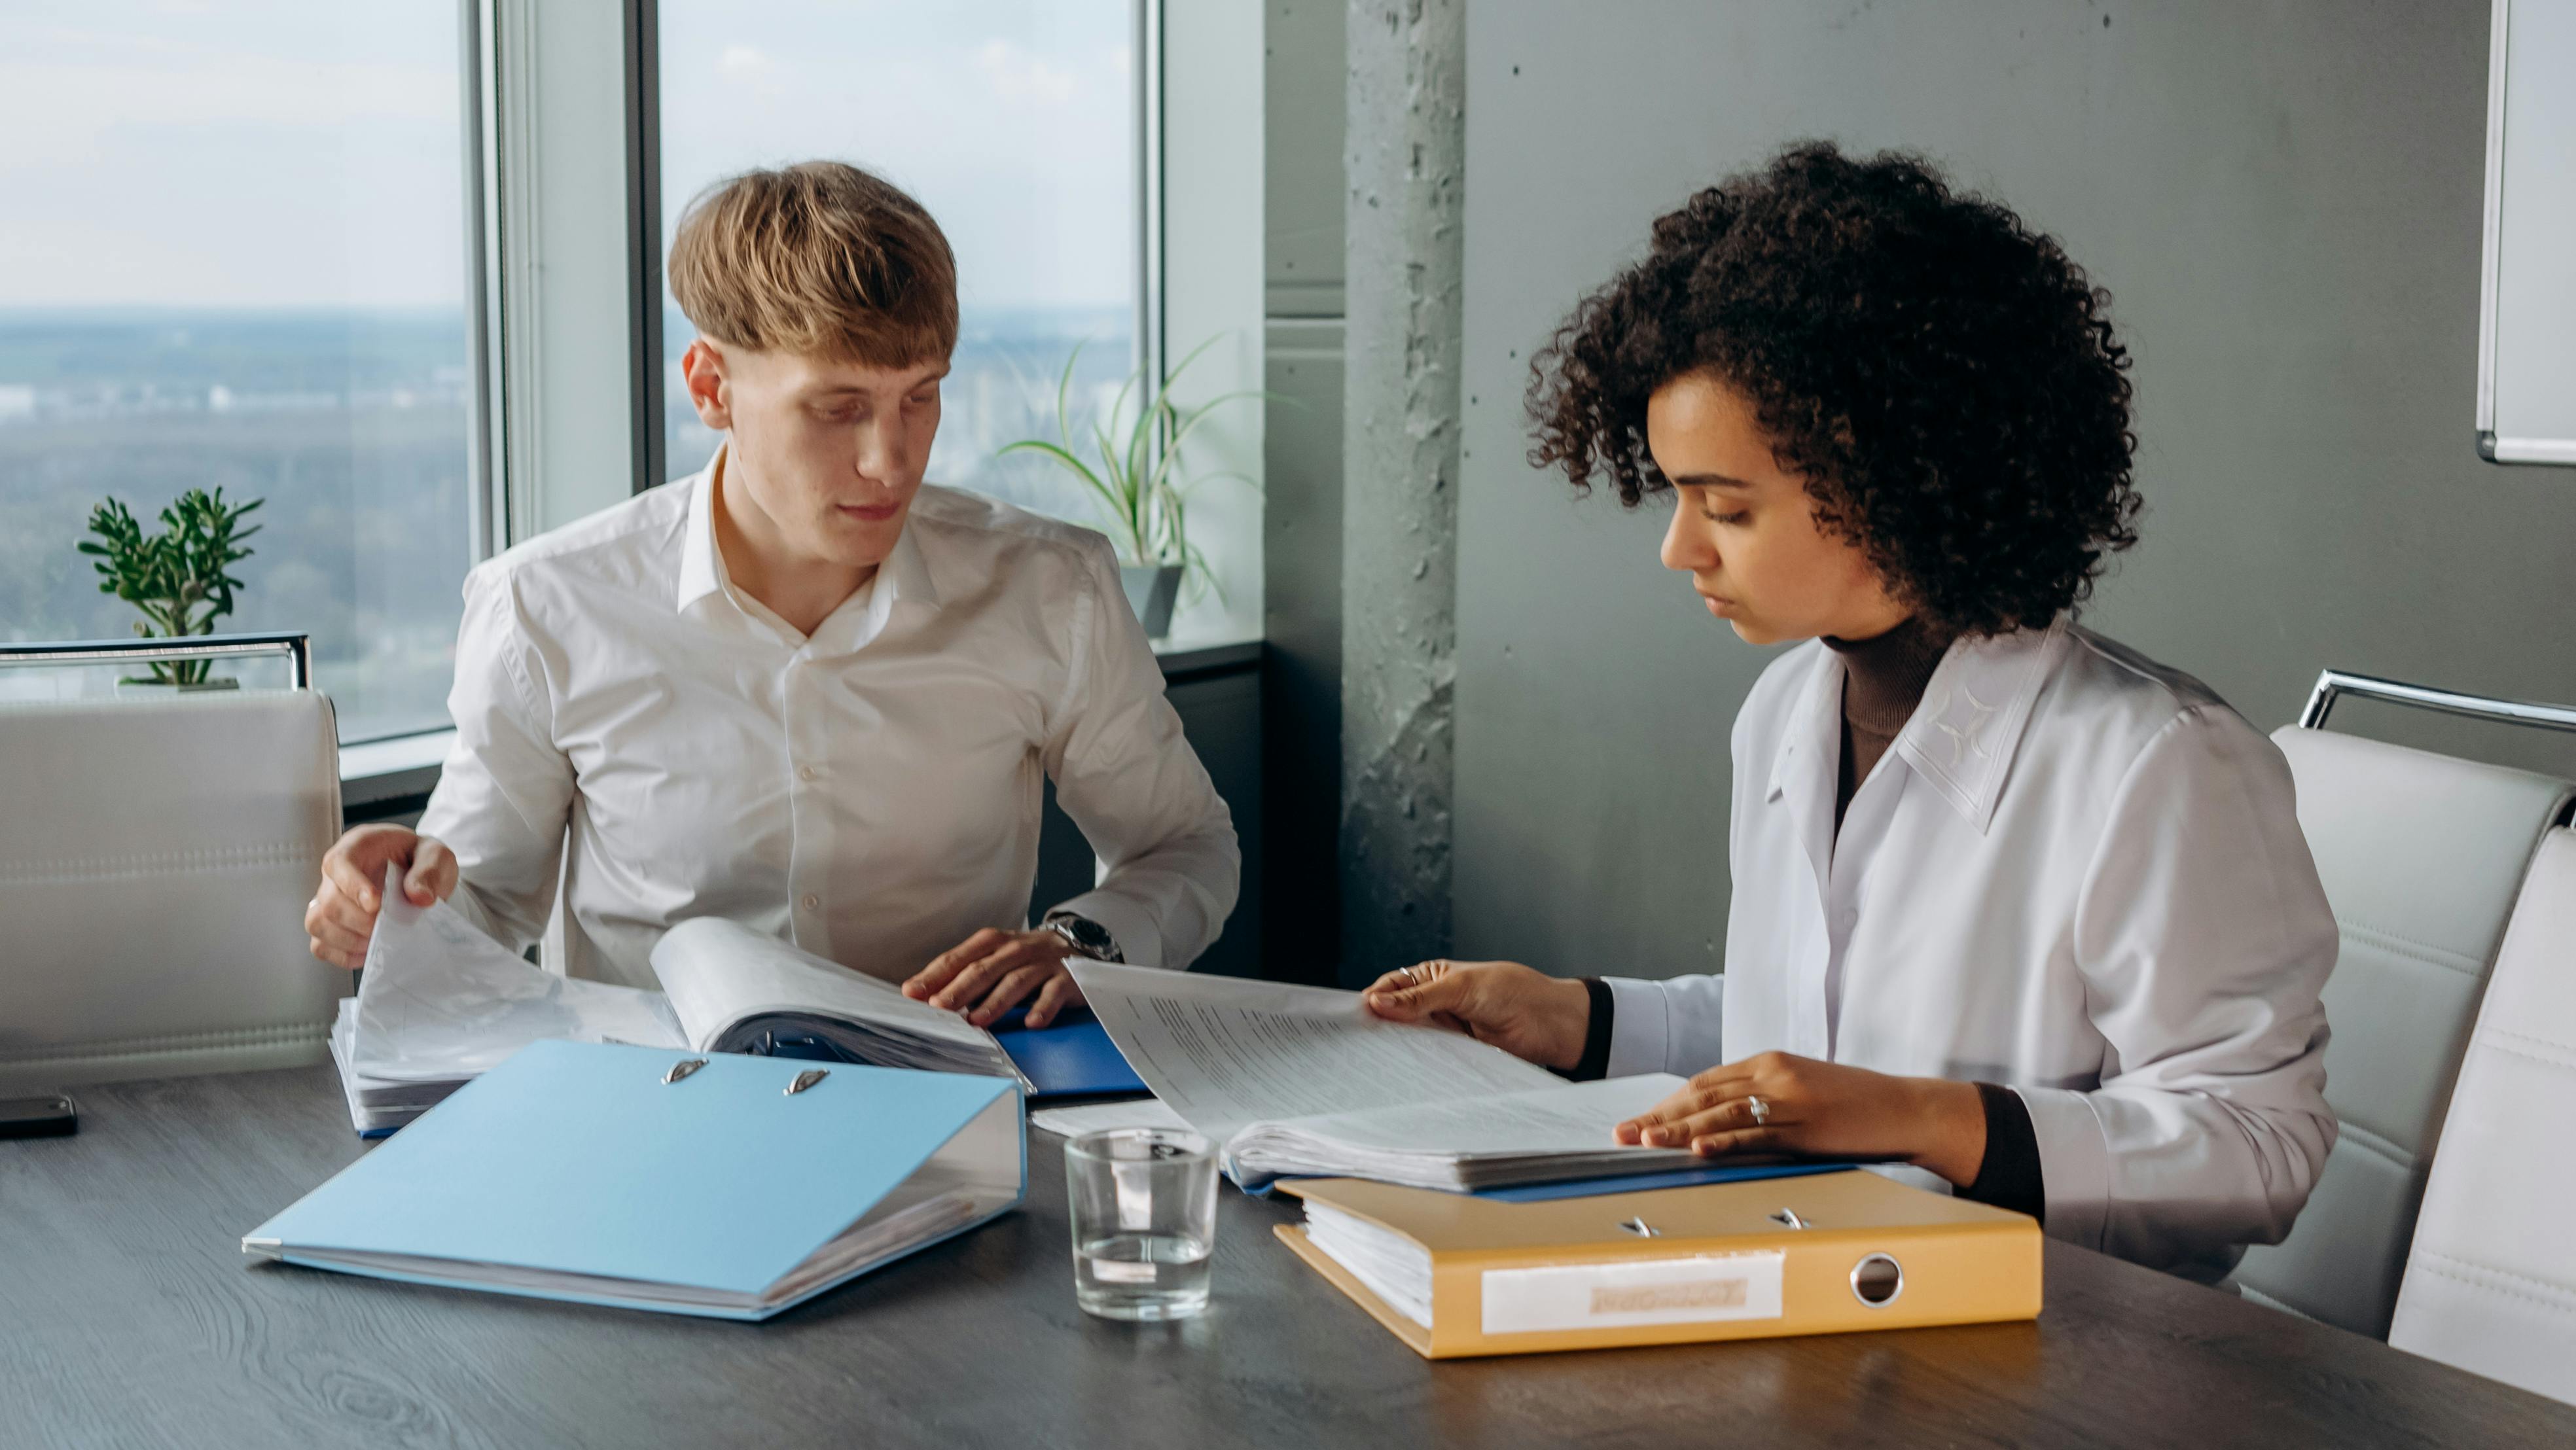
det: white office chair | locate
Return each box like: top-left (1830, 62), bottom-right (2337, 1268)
top-left (0, 635), bottom-right (347, 1093)
top-left (2233, 672), bottom-right (2576, 1337)
top-left (2389, 826), bottom-right (2576, 1405)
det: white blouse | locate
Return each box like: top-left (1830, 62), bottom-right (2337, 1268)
top-left (418, 450), bottom-right (1239, 990)
top-left (1602, 620), bottom-right (2338, 1281)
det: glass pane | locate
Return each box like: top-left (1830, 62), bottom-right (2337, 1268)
top-left (0, 3), bottom-right (473, 745)
top-left (658, 0), bottom-right (1137, 531)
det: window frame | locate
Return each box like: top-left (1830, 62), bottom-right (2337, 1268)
top-left (625, 0), bottom-right (1166, 502)
top-left (349, 0), bottom-right (1185, 788)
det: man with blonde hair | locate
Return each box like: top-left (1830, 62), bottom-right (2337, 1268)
top-left (302, 162), bottom-right (1238, 1029)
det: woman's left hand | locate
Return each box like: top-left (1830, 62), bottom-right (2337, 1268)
top-left (1615, 1052), bottom-right (1990, 1188)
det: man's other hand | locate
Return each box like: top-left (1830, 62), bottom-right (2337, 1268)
top-left (904, 928), bottom-right (1085, 1028)
top-left (305, 824), bottom-right (459, 970)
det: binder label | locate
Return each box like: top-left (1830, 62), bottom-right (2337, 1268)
top-left (1482, 1250), bottom-right (1786, 1335)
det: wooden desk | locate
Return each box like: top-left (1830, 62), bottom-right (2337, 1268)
top-left (6, 1066), bottom-right (2571, 1449)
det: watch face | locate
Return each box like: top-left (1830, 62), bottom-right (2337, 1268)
top-left (1051, 915), bottom-right (1117, 960)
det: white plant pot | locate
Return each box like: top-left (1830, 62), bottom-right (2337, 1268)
top-left (1119, 563), bottom-right (1185, 639)
top-left (114, 677), bottom-right (241, 696)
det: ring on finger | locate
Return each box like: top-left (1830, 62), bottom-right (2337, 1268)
top-left (1745, 1094), bottom-right (1770, 1127)
top-left (1397, 965), bottom-right (1421, 987)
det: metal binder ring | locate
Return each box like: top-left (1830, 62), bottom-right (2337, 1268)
top-left (1745, 1095), bottom-right (1770, 1127)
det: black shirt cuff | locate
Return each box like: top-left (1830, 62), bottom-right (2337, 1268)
top-left (1554, 978), bottom-right (1616, 1082)
top-left (1959, 1082), bottom-right (2046, 1224)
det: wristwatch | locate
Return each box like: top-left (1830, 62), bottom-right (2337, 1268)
top-left (1041, 911), bottom-right (1124, 964)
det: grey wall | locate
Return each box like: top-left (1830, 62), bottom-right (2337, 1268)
top-left (1452, 0), bottom-right (2576, 981)
top-left (1259, 0), bottom-right (1348, 983)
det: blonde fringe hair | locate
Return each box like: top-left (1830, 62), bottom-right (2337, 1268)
top-left (668, 162), bottom-right (957, 366)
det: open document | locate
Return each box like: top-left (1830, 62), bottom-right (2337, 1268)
top-left (334, 868), bottom-right (1024, 1133)
top-left (650, 918), bottom-right (1020, 1080)
top-left (1068, 963), bottom-right (1697, 1192)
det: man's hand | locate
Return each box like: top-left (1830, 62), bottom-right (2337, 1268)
top-left (1361, 959), bottom-right (1592, 1071)
top-left (904, 927), bottom-right (1085, 1028)
top-left (305, 824), bottom-right (460, 970)
top-left (1613, 1051), bottom-right (1990, 1186)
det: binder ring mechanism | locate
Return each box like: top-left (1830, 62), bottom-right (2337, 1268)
top-left (658, 1058), bottom-right (831, 1096)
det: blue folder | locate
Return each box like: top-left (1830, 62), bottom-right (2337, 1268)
top-left (746, 1008), bottom-right (1145, 1099)
top-left (993, 1008), bottom-right (1148, 1098)
top-left (1470, 1161), bottom-right (1856, 1201)
top-left (246, 1040), bottom-right (1026, 1320)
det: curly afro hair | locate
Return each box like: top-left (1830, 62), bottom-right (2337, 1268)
top-left (1526, 141), bottom-right (2140, 637)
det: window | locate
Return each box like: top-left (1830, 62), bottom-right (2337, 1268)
top-left (0, 3), bottom-right (474, 745)
top-left (656, 0), bottom-right (1141, 526)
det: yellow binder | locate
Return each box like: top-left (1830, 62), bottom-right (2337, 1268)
top-left (1275, 1169), bottom-right (2041, 1359)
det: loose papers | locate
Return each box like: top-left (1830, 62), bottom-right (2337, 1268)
top-left (1069, 963), bottom-right (1695, 1192)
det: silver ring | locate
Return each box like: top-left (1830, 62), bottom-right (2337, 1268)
top-left (1396, 965), bottom-right (1422, 987)
top-left (1745, 1095), bottom-right (1770, 1127)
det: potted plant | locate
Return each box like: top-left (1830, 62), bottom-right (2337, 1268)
top-left (76, 487), bottom-right (264, 689)
top-left (999, 338), bottom-right (1262, 637)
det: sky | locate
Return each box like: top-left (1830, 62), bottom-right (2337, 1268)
top-left (660, 0), bottom-right (1135, 315)
top-left (0, 3), bottom-right (466, 309)
top-left (0, 0), bottom-right (1136, 315)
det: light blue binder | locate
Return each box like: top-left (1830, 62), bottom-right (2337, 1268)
top-left (245, 1039), bottom-right (1026, 1320)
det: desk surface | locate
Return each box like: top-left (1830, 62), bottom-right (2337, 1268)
top-left (6, 1067), bottom-right (2572, 1450)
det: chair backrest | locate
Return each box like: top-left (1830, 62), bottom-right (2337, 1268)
top-left (0, 690), bottom-right (346, 1093)
top-left (2390, 828), bottom-right (2576, 1404)
top-left (2233, 726), bottom-right (2575, 1336)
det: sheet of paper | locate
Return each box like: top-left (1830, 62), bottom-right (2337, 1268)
top-left (1028, 1098), bottom-right (1191, 1139)
top-left (1066, 963), bottom-right (1565, 1144)
top-left (351, 867), bottom-right (685, 1082)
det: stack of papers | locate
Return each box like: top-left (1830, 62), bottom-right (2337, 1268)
top-left (332, 870), bottom-right (1027, 1135)
top-left (1067, 963), bottom-right (1698, 1192)
top-left (1225, 1076), bottom-right (1698, 1192)
top-left (1301, 1200), bottom-right (1437, 1327)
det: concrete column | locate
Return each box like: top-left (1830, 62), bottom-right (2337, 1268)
top-left (1339, 0), bottom-right (1463, 978)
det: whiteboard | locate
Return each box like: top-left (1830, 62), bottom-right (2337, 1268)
top-left (2478, 0), bottom-right (2576, 465)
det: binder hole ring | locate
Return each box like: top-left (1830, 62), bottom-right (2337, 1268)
top-left (1850, 1253), bottom-right (1904, 1308)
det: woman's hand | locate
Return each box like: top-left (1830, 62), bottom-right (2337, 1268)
top-left (1615, 1051), bottom-right (1990, 1187)
top-left (1361, 959), bottom-right (1592, 1071)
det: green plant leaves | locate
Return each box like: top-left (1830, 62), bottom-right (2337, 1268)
top-left (995, 334), bottom-right (1269, 597)
top-left (78, 486), bottom-right (264, 684)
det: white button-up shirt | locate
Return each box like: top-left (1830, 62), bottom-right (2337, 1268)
top-left (1603, 620), bottom-right (2338, 1280)
top-left (418, 450), bottom-right (1239, 990)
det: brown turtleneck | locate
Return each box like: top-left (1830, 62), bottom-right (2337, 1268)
top-left (1824, 614), bottom-right (1952, 831)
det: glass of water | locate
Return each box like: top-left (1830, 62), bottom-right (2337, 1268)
top-left (1064, 1127), bottom-right (1218, 1321)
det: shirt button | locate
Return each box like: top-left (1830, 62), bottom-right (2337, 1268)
top-left (797, 765), bottom-right (817, 782)
top-left (801, 894), bottom-right (820, 911)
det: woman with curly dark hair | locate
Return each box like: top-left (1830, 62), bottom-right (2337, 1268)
top-left (1366, 143), bottom-right (2338, 1281)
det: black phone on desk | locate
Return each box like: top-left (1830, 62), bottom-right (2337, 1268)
top-left (0, 1092), bottom-right (77, 1139)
